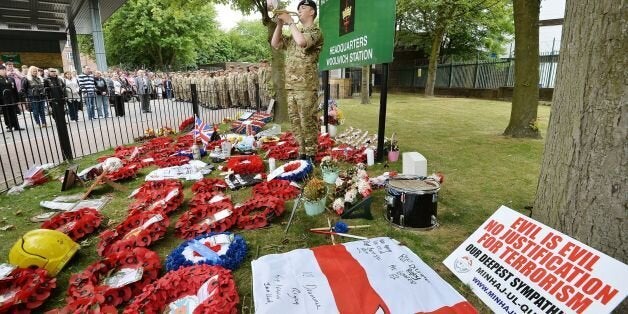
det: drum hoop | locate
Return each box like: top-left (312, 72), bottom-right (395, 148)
top-left (386, 177), bottom-right (440, 194)
top-left (384, 214), bottom-right (439, 231)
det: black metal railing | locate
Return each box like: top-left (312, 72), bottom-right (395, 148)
top-left (0, 83), bottom-right (269, 192)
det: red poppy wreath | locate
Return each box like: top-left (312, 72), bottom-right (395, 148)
top-left (41, 208), bottom-right (104, 241)
top-left (65, 248), bottom-right (161, 312)
top-left (97, 211), bottom-right (169, 257)
top-left (123, 264), bottom-right (238, 314)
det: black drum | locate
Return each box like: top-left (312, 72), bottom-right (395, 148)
top-left (385, 176), bottom-right (440, 230)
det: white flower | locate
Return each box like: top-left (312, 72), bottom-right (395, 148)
top-left (344, 188), bottom-right (358, 203)
top-left (335, 177), bottom-right (344, 187)
top-left (357, 169), bottom-right (368, 179)
top-left (332, 198), bottom-right (345, 214)
top-left (357, 180), bottom-right (371, 197)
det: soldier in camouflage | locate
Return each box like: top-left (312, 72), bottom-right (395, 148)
top-left (227, 66), bottom-right (237, 108)
top-left (236, 67), bottom-right (249, 108)
top-left (216, 70), bottom-right (229, 108)
top-left (271, 0), bottom-right (323, 161)
top-left (247, 65), bottom-right (258, 109)
top-left (258, 60), bottom-right (271, 108)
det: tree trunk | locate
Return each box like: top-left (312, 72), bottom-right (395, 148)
top-left (270, 48), bottom-right (288, 122)
top-left (360, 65), bottom-right (370, 104)
top-left (425, 26), bottom-right (445, 97)
top-left (503, 0), bottom-right (541, 138)
top-left (533, 0), bottom-right (627, 286)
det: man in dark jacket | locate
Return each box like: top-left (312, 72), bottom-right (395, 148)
top-left (0, 64), bottom-right (23, 131)
top-left (44, 68), bottom-right (66, 123)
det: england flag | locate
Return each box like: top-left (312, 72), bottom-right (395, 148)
top-left (252, 237), bottom-right (477, 314)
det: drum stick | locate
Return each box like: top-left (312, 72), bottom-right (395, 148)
top-left (310, 230), bottom-right (368, 240)
top-left (327, 217), bottom-right (336, 245)
top-left (309, 225), bottom-right (371, 231)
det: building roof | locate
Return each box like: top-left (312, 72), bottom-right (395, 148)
top-left (0, 0), bottom-right (127, 34)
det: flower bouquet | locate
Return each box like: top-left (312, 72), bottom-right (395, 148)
top-left (320, 156), bottom-right (340, 184)
top-left (320, 99), bottom-right (344, 137)
top-left (302, 178), bottom-right (327, 216)
top-left (332, 164), bottom-right (373, 218)
top-left (384, 133), bottom-right (400, 162)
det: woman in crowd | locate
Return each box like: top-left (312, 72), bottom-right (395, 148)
top-left (21, 66), bottom-right (47, 127)
top-left (63, 71), bottom-right (80, 121)
top-left (153, 73), bottom-right (163, 99)
top-left (111, 73), bottom-right (125, 117)
top-left (93, 71), bottom-right (109, 118)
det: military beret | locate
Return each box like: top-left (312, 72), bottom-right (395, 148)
top-left (298, 0), bottom-right (317, 12)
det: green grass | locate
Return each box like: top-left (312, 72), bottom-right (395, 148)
top-left (0, 93), bottom-right (550, 313)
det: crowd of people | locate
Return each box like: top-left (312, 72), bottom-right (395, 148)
top-left (0, 60), bottom-right (273, 132)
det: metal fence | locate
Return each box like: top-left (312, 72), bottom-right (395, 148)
top-left (390, 52), bottom-right (560, 89)
top-left (0, 84), bottom-right (268, 192)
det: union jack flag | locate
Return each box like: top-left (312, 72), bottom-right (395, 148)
top-left (190, 115), bottom-right (214, 144)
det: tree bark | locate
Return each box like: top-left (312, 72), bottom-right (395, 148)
top-left (424, 26), bottom-right (445, 97)
top-left (503, 0), bottom-right (541, 138)
top-left (360, 65), bottom-right (370, 104)
top-left (533, 0), bottom-right (627, 281)
top-left (266, 23), bottom-right (288, 123)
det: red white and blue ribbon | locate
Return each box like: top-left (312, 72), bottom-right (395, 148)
top-left (165, 233), bottom-right (247, 272)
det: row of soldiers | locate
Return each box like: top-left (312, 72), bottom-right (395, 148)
top-left (171, 61), bottom-right (273, 110)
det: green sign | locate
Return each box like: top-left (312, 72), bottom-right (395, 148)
top-left (318, 0), bottom-right (396, 71)
top-left (1, 54), bottom-right (21, 65)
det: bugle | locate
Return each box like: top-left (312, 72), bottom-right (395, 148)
top-left (267, 0), bottom-right (299, 24)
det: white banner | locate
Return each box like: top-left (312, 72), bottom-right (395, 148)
top-left (253, 237), bottom-right (476, 313)
top-left (444, 206), bottom-right (628, 314)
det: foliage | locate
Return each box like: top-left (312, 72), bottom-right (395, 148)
top-left (227, 20), bottom-right (272, 62)
top-left (320, 156), bottom-right (339, 173)
top-left (77, 35), bottom-right (95, 59)
top-left (384, 137), bottom-right (399, 152)
top-left (303, 178), bottom-right (327, 201)
top-left (103, 0), bottom-right (219, 69)
top-left (396, 0), bottom-right (513, 61)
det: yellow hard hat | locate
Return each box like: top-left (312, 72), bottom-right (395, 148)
top-left (9, 229), bottom-right (79, 277)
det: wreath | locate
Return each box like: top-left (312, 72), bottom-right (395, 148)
top-left (165, 233), bottom-right (247, 272)
top-left (252, 179), bottom-right (300, 201)
top-left (179, 116), bottom-right (195, 132)
top-left (66, 248), bottom-right (161, 311)
top-left (174, 134), bottom-right (195, 149)
top-left (105, 163), bottom-right (140, 181)
top-left (141, 137), bottom-right (174, 154)
top-left (188, 192), bottom-right (231, 209)
top-left (0, 266), bottom-right (56, 313)
top-left (114, 145), bottom-right (138, 159)
top-left (123, 265), bottom-right (239, 314)
top-left (225, 155), bottom-right (264, 175)
top-left (176, 200), bottom-right (237, 239)
top-left (192, 178), bottom-right (228, 193)
top-left (41, 208), bottom-right (104, 241)
top-left (154, 155), bottom-right (190, 168)
top-left (318, 133), bottom-right (335, 150)
top-left (273, 160), bottom-right (313, 181)
top-left (129, 182), bottom-right (184, 216)
top-left (148, 147), bottom-right (177, 160)
top-left (235, 196), bottom-right (285, 230)
top-left (97, 211), bottom-right (169, 257)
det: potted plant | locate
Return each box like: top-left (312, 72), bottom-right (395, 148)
top-left (320, 99), bottom-right (344, 137)
top-left (320, 156), bottom-right (340, 184)
top-left (302, 178), bottom-right (327, 216)
top-left (385, 134), bottom-right (400, 162)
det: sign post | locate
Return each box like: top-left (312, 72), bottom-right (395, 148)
top-left (319, 0), bottom-right (396, 162)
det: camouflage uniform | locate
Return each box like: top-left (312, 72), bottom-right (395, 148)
top-left (247, 69), bottom-right (258, 108)
top-left (208, 74), bottom-right (219, 109)
top-left (227, 71), bottom-right (237, 108)
top-left (215, 72), bottom-right (227, 108)
top-left (282, 24), bottom-right (324, 156)
top-left (236, 70), bottom-right (249, 108)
